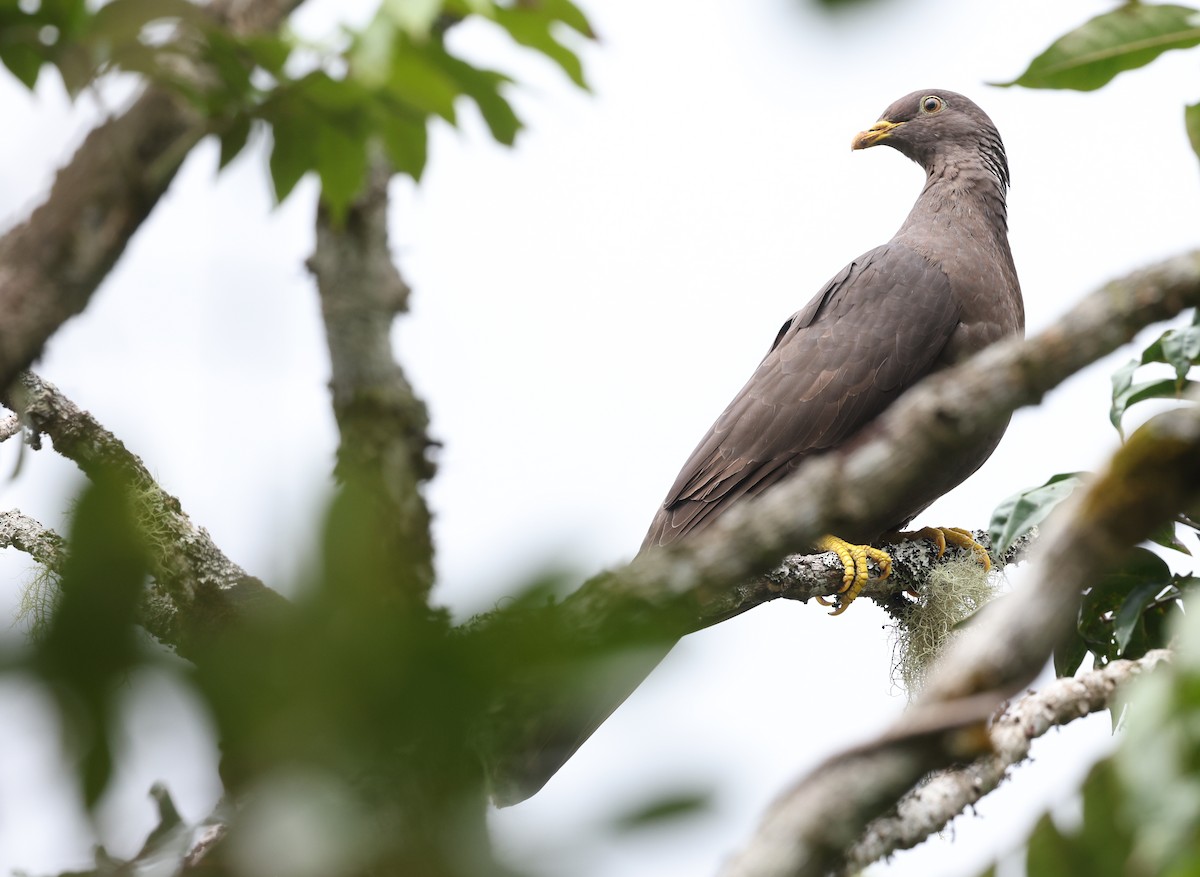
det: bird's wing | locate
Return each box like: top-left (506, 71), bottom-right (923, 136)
top-left (642, 242), bottom-right (961, 549)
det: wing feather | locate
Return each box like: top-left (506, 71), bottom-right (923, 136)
top-left (642, 243), bottom-right (960, 550)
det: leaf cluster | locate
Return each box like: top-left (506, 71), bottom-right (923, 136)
top-left (978, 605), bottom-right (1200, 877)
top-left (9, 469), bottom-right (691, 874)
top-left (0, 0), bottom-right (595, 220)
top-left (989, 315), bottom-right (1200, 679)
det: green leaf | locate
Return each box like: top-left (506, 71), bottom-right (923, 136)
top-left (315, 122), bottom-right (369, 224)
top-left (989, 472), bottom-right (1086, 555)
top-left (1076, 760), bottom-right (1134, 877)
top-left (381, 0), bottom-right (442, 38)
top-left (1080, 548), bottom-right (1172, 663)
top-left (0, 41), bottom-right (45, 89)
top-left (377, 110), bottom-right (429, 179)
top-left (239, 34), bottom-right (291, 76)
top-left (493, 7), bottom-right (588, 88)
top-left (1114, 579), bottom-right (1167, 654)
top-left (384, 45), bottom-right (461, 122)
top-left (610, 789), bottom-right (712, 832)
top-left (430, 49), bottom-right (522, 144)
top-left (533, 0), bottom-right (597, 37)
top-left (218, 113), bottom-right (252, 169)
top-left (1054, 628), bottom-right (1090, 678)
top-left (1187, 102), bottom-right (1200, 164)
top-left (1111, 376), bottom-right (1198, 435)
top-left (1158, 318), bottom-right (1200, 386)
top-left (997, 4), bottom-right (1200, 92)
top-left (1148, 519), bottom-right (1191, 555)
top-left (36, 471), bottom-right (150, 807)
top-left (267, 109), bottom-right (318, 202)
top-left (1026, 812), bottom-right (1078, 877)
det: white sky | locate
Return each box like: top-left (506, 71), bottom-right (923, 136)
top-left (1, 0), bottom-right (1199, 874)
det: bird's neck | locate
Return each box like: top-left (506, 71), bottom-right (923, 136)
top-left (897, 157), bottom-right (1011, 252)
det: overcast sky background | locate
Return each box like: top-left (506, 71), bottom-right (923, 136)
top-left (1, 0), bottom-right (1199, 874)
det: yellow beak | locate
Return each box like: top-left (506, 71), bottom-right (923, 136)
top-left (851, 119), bottom-right (903, 151)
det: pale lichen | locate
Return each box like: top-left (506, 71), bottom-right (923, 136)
top-left (890, 558), bottom-right (1000, 697)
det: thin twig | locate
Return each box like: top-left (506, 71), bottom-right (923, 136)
top-left (846, 649), bottom-right (1171, 871)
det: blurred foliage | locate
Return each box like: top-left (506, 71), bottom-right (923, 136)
top-left (977, 602), bottom-right (1200, 877)
top-left (6, 0), bottom-right (1200, 874)
top-left (31, 468), bottom-right (151, 809)
top-left (0, 0), bottom-right (594, 220)
top-left (989, 314), bottom-right (1200, 679)
top-left (998, 1), bottom-right (1200, 163)
top-left (14, 470), bottom-right (688, 874)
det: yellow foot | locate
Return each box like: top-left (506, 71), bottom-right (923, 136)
top-left (814, 535), bottom-right (893, 616)
top-left (888, 526), bottom-right (992, 572)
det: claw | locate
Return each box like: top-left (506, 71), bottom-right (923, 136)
top-left (815, 535), bottom-right (893, 616)
top-left (888, 526), bottom-right (992, 572)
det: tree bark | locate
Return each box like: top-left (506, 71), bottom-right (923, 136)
top-left (307, 158), bottom-right (437, 605)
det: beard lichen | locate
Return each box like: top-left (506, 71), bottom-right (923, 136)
top-left (889, 558), bottom-right (1000, 698)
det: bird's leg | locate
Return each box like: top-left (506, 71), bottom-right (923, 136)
top-left (814, 535), bottom-right (893, 616)
top-left (885, 526), bottom-right (992, 572)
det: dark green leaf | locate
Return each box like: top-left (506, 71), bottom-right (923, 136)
top-left (1187, 102), bottom-right (1200, 164)
top-left (217, 113), bottom-right (252, 169)
top-left (989, 472), bottom-right (1086, 555)
top-left (239, 34), bottom-right (291, 76)
top-left (1076, 760), bottom-right (1134, 877)
top-left (1080, 548), bottom-right (1172, 663)
top-left (377, 110), bottom-right (429, 179)
top-left (0, 41), bottom-right (45, 89)
top-left (1114, 580), bottom-right (1167, 654)
top-left (1149, 519), bottom-right (1191, 555)
top-left (1026, 812), bottom-right (1078, 877)
top-left (267, 111), bottom-right (317, 202)
top-left (997, 4), bottom-right (1200, 92)
top-left (1054, 627), bottom-right (1089, 678)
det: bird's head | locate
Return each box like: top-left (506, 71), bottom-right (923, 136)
top-left (852, 89), bottom-right (1010, 188)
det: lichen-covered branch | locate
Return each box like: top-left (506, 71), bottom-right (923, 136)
top-left (0, 0), bottom-right (306, 393)
top-left (719, 399), bottom-right (1200, 877)
top-left (2, 372), bottom-right (286, 657)
top-left (0, 508), bottom-right (67, 569)
top-left (845, 649), bottom-right (1171, 872)
top-left (307, 158), bottom-right (437, 604)
top-left (484, 249), bottom-right (1200, 805)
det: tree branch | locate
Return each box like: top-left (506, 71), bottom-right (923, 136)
top-left (845, 649), bottom-right (1171, 871)
top-left (483, 249), bottom-right (1200, 804)
top-left (307, 157), bottom-right (437, 604)
top-left (718, 398), bottom-right (1200, 877)
top-left (0, 508), bottom-right (67, 569)
top-left (2, 372), bottom-right (286, 657)
top-left (0, 0), bottom-right (306, 393)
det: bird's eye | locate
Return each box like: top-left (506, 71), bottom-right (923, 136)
top-left (920, 95), bottom-right (944, 114)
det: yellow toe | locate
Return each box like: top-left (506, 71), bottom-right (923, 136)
top-left (887, 526), bottom-right (992, 572)
top-left (815, 535), bottom-right (893, 616)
